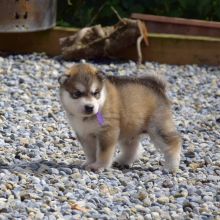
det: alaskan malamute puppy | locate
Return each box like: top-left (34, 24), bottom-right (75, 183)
top-left (59, 63), bottom-right (181, 172)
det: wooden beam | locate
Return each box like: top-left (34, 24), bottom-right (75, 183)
top-left (0, 27), bottom-right (78, 56)
top-left (0, 27), bottom-right (220, 65)
top-left (131, 13), bottom-right (220, 38)
top-left (117, 33), bottom-right (220, 65)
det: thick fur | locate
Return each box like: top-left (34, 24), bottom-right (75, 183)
top-left (59, 63), bottom-right (182, 172)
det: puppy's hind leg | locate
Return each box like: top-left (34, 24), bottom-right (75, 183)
top-left (114, 137), bottom-right (143, 167)
top-left (148, 116), bottom-right (182, 172)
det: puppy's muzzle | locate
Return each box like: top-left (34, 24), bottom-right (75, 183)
top-left (84, 105), bottom-right (94, 114)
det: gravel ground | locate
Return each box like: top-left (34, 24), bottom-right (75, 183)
top-left (0, 54), bottom-right (219, 220)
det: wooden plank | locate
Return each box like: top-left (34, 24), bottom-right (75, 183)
top-left (0, 27), bottom-right (220, 65)
top-left (131, 13), bottom-right (220, 38)
top-left (0, 27), bottom-right (78, 56)
top-left (132, 13), bottom-right (220, 29)
top-left (117, 33), bottom-right (220, 65)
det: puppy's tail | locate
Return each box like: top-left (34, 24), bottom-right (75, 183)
top-left (107, 73), bottom-right (167, 95)
top-left (141, 73), bottom-right (167, 95)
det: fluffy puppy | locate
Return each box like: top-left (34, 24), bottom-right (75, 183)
top-left (59, 63), bottom-right (181, 172)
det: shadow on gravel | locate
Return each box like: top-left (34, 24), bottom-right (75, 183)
top-left (0, 159), bottom-right (82, 175)
top-left (0, 160), bottom-right (168, 175)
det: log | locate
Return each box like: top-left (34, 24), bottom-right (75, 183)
top-left (59, 18), bottom-right (148, 63)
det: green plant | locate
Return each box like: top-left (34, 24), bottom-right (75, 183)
top-left (57, 0), bottom-right (220, 28)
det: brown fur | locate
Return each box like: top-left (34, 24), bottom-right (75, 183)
top-left (62, 72), bottom-right (103, 97)
top-left (59, 63), bottom-right (182, 172)
top-left (61, 64), bottom-right (103, 95)
top-left (107, 74), bottom-right (167, 100)
top-left (67, 63), bottom-right (98, 77)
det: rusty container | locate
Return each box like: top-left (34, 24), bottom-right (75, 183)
top-left (0, 0), bottom-right (57, 32)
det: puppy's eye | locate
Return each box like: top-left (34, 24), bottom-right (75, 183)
top-left (71, 91), bottom-right (83, 99)
top-left (92, 90), bottom-right (100, 98)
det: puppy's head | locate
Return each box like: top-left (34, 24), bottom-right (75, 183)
top-left (59, 63), bottom-right (106, 117)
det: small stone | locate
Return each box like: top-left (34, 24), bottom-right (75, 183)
top-left (157, 196), bottom-right (169, 204)
top-left (216, 89), bottom-right (220, 97)
top-left (35, 212), bottom-right (44, 219)
top-left (60, 167), bottom-right (72, 175)
top-left (151, 212), bottom-right (160, 220)
top-left (162, 180), bottom-right (173, 188)
top-left (48, 215), bottom-right (57, 220)
top-left (135, 204), bottom-right (146, 213)
top-left (136, 214), bottom-right (145, 220)
top-left (130, 207), bottom-right (137, 214)
top-left (138, 192), bottom-right (148, 201)
top-left (185, 151), bottom-right (195, 158)
top-left (143, 198), bottom-right (151, 207)
top-left (203, 195), bottom-right (213, 202)
top-left (199, 204), bottom-right (209, 213)
top-left (189, 162), bottom-right (203, 170)
top-left (144, 214), bottom-right (152, 220)
top-left (5, 183), bottom-right (14, 190)
top-left (49, 168), bottom-right (59, 175)
top-left (47, 127), bottom-right (54, 132)
top-left (205, 156), bottom-right (212, 164)
top-left (101, 207), bottom-right (111, 215)
top-left (176, 197), bottom-right (186, 204)
top-left (0, 198), bottom-right (7, 210)
top-left (20, 138), bottom-right (29, 145)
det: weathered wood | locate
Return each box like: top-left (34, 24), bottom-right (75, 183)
top-left (0, 27), bottom-right (220, 65)
top-left (0, 27), bottom-right (77, 56)
top-left (117, 33), bottom-right (220, 65)
top-left (59, 19), bottom-right (148, 62)
top-left (131, 13), bottom-right (220, 38)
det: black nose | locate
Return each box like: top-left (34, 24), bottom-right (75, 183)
top-left (84, 105), bottom-right (94, 114)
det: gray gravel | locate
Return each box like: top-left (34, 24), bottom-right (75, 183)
top-left (0, 54), bottom-right (219, 220)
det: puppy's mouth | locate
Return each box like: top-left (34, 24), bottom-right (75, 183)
top-left (82, 112), bottom-right (95, 117)
top-left (83, 110), bottom-right (104, 126)
top-left (82, 110), bottom-right (96, 121)
top-left (80, 107), bottom-right (99, 118)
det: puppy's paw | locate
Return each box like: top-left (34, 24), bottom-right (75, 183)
top-left (164, 159), bottom-right (180, 174)
top-left (85, 162), bottom-right (105, 172)
top-left (81, 160), bottom-right (94, 168)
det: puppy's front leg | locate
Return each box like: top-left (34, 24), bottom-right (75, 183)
top-left (86, 128), bottom-right (119, 171)
top-left (78, 135), bottom-right (97, 168)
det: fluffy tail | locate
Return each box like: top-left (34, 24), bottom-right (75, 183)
top-left (141, 74), bottom-right (167, 94)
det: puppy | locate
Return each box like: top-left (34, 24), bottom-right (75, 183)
top-left (59, 63), bottom-right (181, 172)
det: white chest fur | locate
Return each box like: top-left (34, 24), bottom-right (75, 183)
top-left (66, 113), bottom-right (100, 138)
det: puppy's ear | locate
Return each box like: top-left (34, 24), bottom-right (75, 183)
top-left (58, 75), bottom-right (69, 85)
top-left (97, 71), bottom-right (106, 81)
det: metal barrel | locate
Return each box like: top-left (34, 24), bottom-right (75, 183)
top-left (0, 0), bottom-right (57, 33)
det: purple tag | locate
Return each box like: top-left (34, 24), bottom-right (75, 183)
top-left (96, 112), bottom-right (104, 126)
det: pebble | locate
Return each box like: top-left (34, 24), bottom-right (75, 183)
top-left (144, 214), bottom-right (152, 220)
top-left (157, 196), bottom-right (170, 204)
top-left (162, 179), bottom-right (174, 188)
top-left (151, 212), bottom-right (160, 220)
top-left (59, 167), bottom-right (72, 175)
top-left (143, 198), bottom-right (152, 207)
top-left (0, 54), bottom-right (219, 219)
